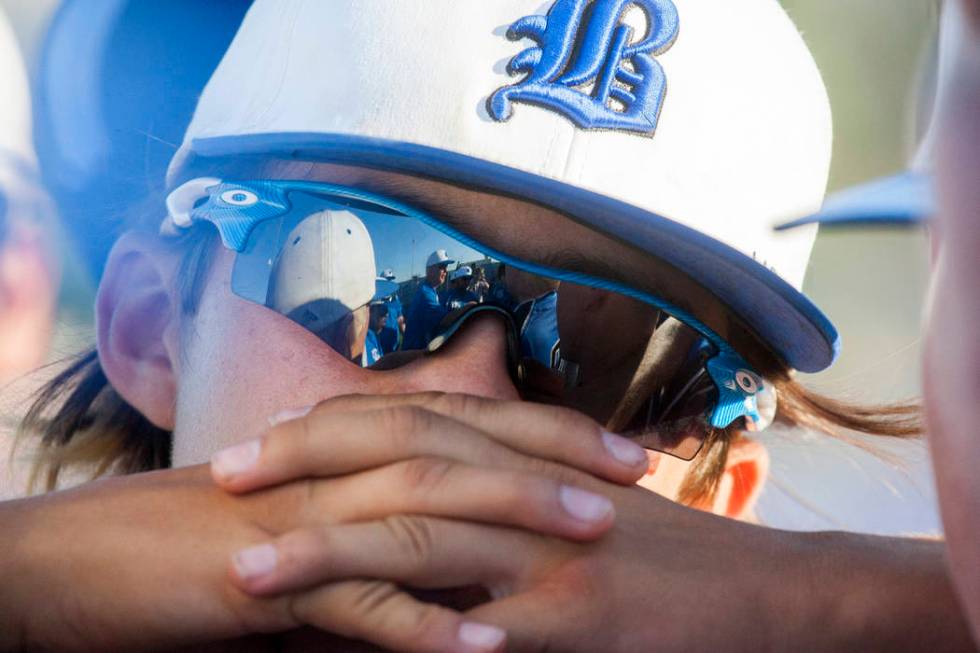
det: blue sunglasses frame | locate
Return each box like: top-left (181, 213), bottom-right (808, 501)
top-left (164, 177), bottom-right (771, 430)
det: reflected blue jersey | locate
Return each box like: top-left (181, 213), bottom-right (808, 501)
top-left (379, 295), bottom-right (403, 354)
top-left (363, 329), bottom-right (383, 366)
top-left (445, 288), bottom-right (478, 311)
top-left (403, 284), bottom-right (448, 350)
top-left (518, 290), bottom-right (560, 368)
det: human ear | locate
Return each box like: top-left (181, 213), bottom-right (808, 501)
top-left (96, 231), bottom-right (180, 430)
top-left (711, 437), bottom-right (770, 522)
top-left (0, 222), bottom-right (57, 384)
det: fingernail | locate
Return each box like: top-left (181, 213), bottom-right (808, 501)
top-left (559, 485), bottom-right (614, 523)
top-left (233, 543), bottom-right (278, 580)
top-left (267, 405), bottom-right (314, 427)
top-left (211, 438), bottom-right (262, 480)
top-left (458, 622), bottom-right (506, 651)
top-left (601, 430), bottom-right (648, 467)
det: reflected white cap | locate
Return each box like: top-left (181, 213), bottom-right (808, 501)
top-left (269, 210), bottom-right (376, 325)
top-left (425, 249), bottom-right (455, 268)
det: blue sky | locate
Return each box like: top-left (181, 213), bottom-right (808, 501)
top-left (361, 212), bottom-right (488, 281)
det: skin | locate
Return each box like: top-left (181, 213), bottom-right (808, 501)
top-left (0, 402), bottom-right (644, 652)
top-left (924, 0), bottom-right (980, 639)
top-left (426, 264), bottom-right (448, 289)
top-left (1, 60), bottom-right (975, 648)
top-left (501, 268), bottom-right (558, 306)
top-left (0, 167), bottom-right (972, 652)
top-left (74, 162), bottom-right (772, 652)
top-left (70, 162), bottom-right (968, 651)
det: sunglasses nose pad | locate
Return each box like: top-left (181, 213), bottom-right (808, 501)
top-left (426, 304), bottom-right (523, 385)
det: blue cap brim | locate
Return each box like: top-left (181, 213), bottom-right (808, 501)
top-left (776, 171), bottom-right (934, 230)
top-left (181, 133), bottom-right (840, 373)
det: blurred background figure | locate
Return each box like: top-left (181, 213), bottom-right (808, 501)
top-left (469, 266), bottom-right (490, 303)
top-left (31, 0), bottom-right (253, 282)
top-left (444, 265), bottom-right (478, 311)
top-left (487, 262), bottom-right (515, 311)
top-left (0, 4), bottom-right (58, 500)
top-left (378, 268), bottom-right (404, 354)
top-left (1, 0), bottom-right (252, 499)
top-left (363, 300), bottom-right (388, 367)
top-left (403, 249), bottom-right (454, 350)
top-left (0, 5), bottom-right (56, 388)
top-left (779, 0), bottom-right (980, 636)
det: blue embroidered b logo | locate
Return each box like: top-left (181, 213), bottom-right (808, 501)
top-left (488, 0), bottom-right (679, 135)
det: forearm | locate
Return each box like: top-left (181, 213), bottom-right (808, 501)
top-left (771, 530), bottom-right (976, 652)
top-left (0, 496), bottom-right (46, 652)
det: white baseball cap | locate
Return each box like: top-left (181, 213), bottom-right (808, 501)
top-left (269, 209), bottom-right (377, 326)
top-left (171, 0), bottom-right (836, 372)
top-left (450, 265), bottom-right (474, 282)
top-left (380, 268), bottom-right (396, 280)
top-left (426, 249), bottom-right (455, 268)
top-left (0, 8), bottom-right (35, 189)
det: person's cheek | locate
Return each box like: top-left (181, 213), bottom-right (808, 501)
top-left (171, 255), bottom-right (377, 466)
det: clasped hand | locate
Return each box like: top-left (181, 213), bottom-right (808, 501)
top-left (7, 394), bottom-right (782, 653)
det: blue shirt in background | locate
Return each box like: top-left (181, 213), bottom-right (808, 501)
top-left (445, 288), bottom-right (479, 311)
top-left (379, 295), bottom-right (402, 354)
top-left (517, 290), bottom-right (560, 368)
top-left (488, 281), bottom-right (515, 311)
top-left (402, 284), bottom-right (448, 350)
top-left (363, 329), bottom-right (383, 366)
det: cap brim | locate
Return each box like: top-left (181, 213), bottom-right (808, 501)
top-left (776, 172), bottom-right (933, 230)
top-left (181, 133), bottom-right (839, 373)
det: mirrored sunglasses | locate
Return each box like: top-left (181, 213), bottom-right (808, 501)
top-left (164, 178), bottom-right (777, 460)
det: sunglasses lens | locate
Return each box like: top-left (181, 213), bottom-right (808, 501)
top-left (218, 190), bottom-right (770, 457)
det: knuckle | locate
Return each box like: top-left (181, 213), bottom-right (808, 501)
top-left (381, 515), bottom-right (436, 566)
top-left (264, 412), bottom-right (316, 467)
top-left (347, 580), bottom-right (403, 623)
top-left (276, 478), bottom-right (326, 525)
top-left (523, 454), bottom-right (587, 486)
top-left (380, 405), bottom-right (436, 439)
top-left (316, 393), bottom-right (365, 413)
top-left (279, 527), bottom-right (330, 570)
top-left (551, 405), bottom-right (602, 441)
top-left (404, 602), bottom-right (453, 648)
top-left (398, 457), bottom-right (456, 495)
top-left (429, 392), bottom-right (483, 416)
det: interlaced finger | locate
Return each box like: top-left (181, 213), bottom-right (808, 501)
top-left (298, 457), bottom-right (615, 540)
top-left (318, 394), bottom-right (650, 484)
top-left (212, 394), bottom-right (650, 494)
top-left (230, 516), bottom-right (535, 596)
top-left (287, 579), bottom-right (507, 653)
